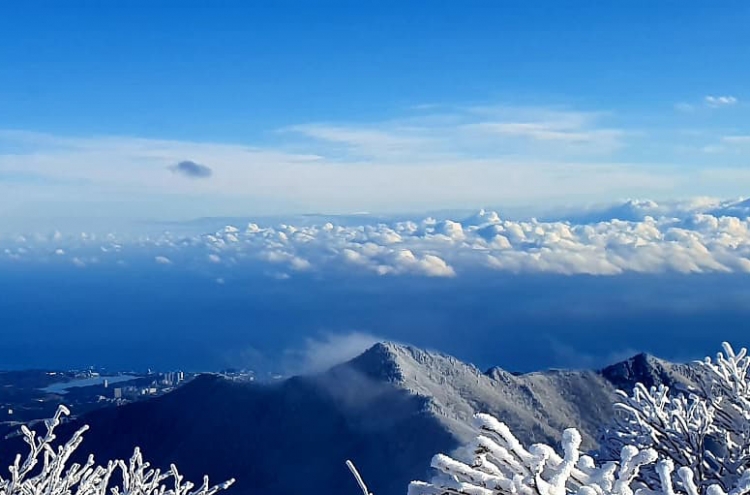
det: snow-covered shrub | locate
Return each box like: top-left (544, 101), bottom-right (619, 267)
top-left (409, 342), bottom-right (750, 495)
top-left (0, 405), bottom-right (234, 495)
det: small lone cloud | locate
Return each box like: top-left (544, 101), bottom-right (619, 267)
top-left (705, 95), bottom-right (738, 108)
top-left (169, 160), bottom-right (213, 179)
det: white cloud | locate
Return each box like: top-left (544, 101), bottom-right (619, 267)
top-left (259, 249), bottom-right (312, 271)
top-left (676, 96), bottom-right (739, 113)
top-left (0, 103), bottom-right (709, 221)
top-left (461, 121), bottom-right (623, 153)
top-left (284, 124), bottom-right (429, 158)
top-left (4, 197), bottom-right (750, 277)
top-left (705, 95), bottom-right (738, 108)
top-left (385, 249), bottom-right (456, 277)
top-left (2, 97), bottom-right (750, 225)
top-left (698, 135), bottom-right (750, 156)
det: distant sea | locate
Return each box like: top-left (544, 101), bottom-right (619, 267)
top-left (1, 264), bottom-right (748, 374)
top-left (41, 375), bottom-right (138, 394)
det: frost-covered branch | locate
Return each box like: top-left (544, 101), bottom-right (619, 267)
top-left (696, 343), bottom-right (750, 473)
top-left (600, 343), bottom-right (750, 492)
top-left (409, 413), bottom-right (658, 495)
top-left (346, 460), bottom-right (373, 495)
top-left (600, 383), bottom-right (714, 487)
top-left (0, 405), bottom-right (235, 495)
top-left (410, 342), bottom-right (750, 495)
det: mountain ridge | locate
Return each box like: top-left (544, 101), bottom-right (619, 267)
top-left (0, 341), bottom-right (706, 495)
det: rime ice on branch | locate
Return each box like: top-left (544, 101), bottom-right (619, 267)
top-left (410, 342), bottom-right (750, 495)
top-left (0, 405), bottom-right (235, 495)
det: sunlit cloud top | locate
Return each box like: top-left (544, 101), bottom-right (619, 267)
top-left (3, 197), bottom-right (750, 278)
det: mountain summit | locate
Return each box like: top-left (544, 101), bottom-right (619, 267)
top-left (0, 342), bottom-right (702, 495)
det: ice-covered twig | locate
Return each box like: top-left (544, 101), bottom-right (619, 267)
top-left (347, 460), bottom-right (373, 495)
top-left (0, 405), bottom-right (235, 495)
top-left (410, 342), bottom-right (750, 495)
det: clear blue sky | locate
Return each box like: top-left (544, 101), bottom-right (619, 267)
top-left (1, 1), bottom-right (749, 228)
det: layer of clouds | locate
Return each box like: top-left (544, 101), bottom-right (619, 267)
top-left (2, 197), bottom-right (750, 278)
top-left (170, 160), bottom-right (213, 179)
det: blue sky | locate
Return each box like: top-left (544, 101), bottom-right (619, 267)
top-left (1, 1), bottom-right (749, 229)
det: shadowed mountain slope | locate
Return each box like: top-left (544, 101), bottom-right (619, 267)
top-left (0, 342), bottom-right (703, 495)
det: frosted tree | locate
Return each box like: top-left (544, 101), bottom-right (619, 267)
top-left (601, 342), bottom-right (750, 493)
top-left (409, 342), bottom-right (750, 495)
top-left (408, 413), bottom-right (662, 495)
top-left (0, 405), bottom-right (234, 495)
top-left (598, 383), bottom-right (715, 489)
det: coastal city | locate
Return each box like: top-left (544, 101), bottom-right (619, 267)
top-left (0, 367), bottom-right (260, 438)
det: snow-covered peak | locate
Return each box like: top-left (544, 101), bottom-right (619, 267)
top-left (337, 343), bottom-right (617, 447)
top-left (343, 341), bottom-right (408, 382)
top-left (342, 341), bottom-right (472, 385)
top-left (600, 351), bottom-right (699, 393)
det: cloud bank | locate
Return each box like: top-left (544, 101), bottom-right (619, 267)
top-left (2, 197), bottom-right (750, 278)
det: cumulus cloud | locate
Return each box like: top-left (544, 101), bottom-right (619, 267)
top-left (3, 197), bottom-right (750, 277)
top-left (169, 160), bottom-right (213, 179)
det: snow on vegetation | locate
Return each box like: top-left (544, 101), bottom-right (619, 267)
top-left (1, 198), bottom-right (750, 277)
top-left (409, 342), bottom-right (750, 495)
top-left (0, 406), bottom-right (233, 495)
top-left (6, 341), bottom-right (750, 495)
